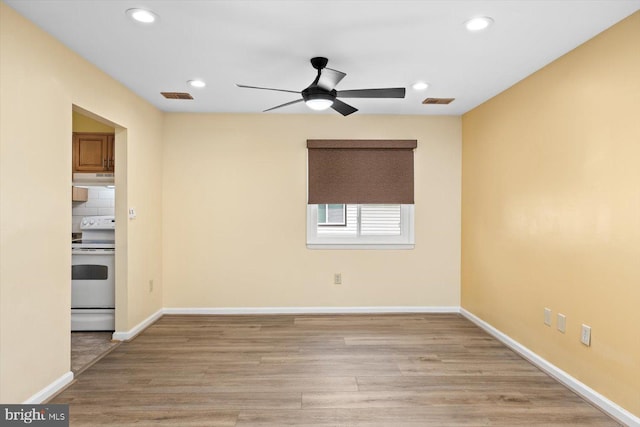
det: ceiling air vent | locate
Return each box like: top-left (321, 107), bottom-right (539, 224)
top-left (422, 97), bottom-right (455, 105)
top-left (161, 92), bottom-right (194, 100)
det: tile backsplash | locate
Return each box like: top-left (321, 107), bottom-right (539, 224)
top-left (72, 186), bottom-right (115, 233)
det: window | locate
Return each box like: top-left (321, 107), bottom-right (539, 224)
top-left (307, 204), bottom-right (414, 249)
top-left (306, 139), bottom-right (417, 249)
top-left (317, 204), bottom-right (346, 226)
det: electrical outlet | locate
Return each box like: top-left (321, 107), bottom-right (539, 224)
top-left (334, 273), bottom-right (342, 285)
top-left (149, 279), bottom-right (154, 292)
top-left (544, 308), bottom-right (552, 326)
top-left (557, 313), bottom-right (566, 333)
top-left (581, 324), bottom-right (591, 346)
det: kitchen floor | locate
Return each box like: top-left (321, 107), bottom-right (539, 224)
top-left (71, 332), bottom-right (119, 375)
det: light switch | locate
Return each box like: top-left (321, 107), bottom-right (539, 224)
top-left (581, 324), bottom-right (591, 346)
top-left (544, 308), bottom-right (552, 326)
top-left (128, 207), bottom-right (137, 219)
top-left (557, 313), bottom-right (566, 333)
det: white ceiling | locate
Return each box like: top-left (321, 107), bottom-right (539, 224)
top-left (5, 0), bottom-right (639, 115)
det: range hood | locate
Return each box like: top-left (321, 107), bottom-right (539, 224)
top-left (73, 172), bottom-right (114, 185)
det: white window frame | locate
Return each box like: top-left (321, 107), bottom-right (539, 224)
top-left (306, 204), bottom-right (415, 250)
top-left (317, 204), bottom-right (347, 226)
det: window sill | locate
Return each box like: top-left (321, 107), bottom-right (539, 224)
top-left (306, 244), bottom-right (415, 250)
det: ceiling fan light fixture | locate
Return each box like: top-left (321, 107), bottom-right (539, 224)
top-left (126, 8), bottom-right (157, 24)
top-left (465, 16), bottom-right (493, 32)
top-left (302, 88), bottom-right (335, 111)
top-left (305, 98), bottom-right (334, 111)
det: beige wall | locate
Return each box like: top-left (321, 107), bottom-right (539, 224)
top-left (162, 114), bottom-right (461, 308)
top-left (72, 111), bottom-right (114, 133)
top-left (462, 11), bottom-right (640, 416)
top-left (0, 2), bottom-right (163, 403)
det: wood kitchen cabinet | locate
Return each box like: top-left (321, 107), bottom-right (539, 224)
top-left (73, 132), bottom-right (115, 172)
top-left (72, 186), bottom-right (88, 202)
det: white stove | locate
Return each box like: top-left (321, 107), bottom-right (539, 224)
top-left (72, 216), bottom-right (115, 248)
top-left (71, 216), bottom-right (115, 331)
top-left (72, 240), bottom-right (115, 250)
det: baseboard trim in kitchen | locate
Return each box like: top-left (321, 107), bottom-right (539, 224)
top-left (112, 308), bottom-right (163, 341)
top-left (23, 371), bottom-right (73, 404)
top-left (460, 308), bottom-right (640, 427)
top-left (162, 306), bottom-right (461, 315)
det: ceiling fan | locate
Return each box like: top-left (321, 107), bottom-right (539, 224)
top-left (236, 57), bottom-right (405, 116)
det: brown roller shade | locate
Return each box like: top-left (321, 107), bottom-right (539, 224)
top-left (307, 139), bottom-right (417, 204)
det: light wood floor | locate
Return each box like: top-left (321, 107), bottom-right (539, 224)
top-left (51, 314), bottom-right (619, 426)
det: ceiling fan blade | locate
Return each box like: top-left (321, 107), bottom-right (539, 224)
top-left (337, 88), bottom-right (406, 98)
top-left (331, 99), bottom-right (358, 116)
top-left (236, 84), bottom-right (300, 94)
top-left (263, 98), bottom-right (304, 112)
top-left (317, 68), bottom-right (346, 91)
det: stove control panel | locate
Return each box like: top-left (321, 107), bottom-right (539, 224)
top-left (80, 216), bottom-right (116, 230)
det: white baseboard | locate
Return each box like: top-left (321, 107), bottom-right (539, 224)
top-left (163, 306), bottom-right (461, 315)
top-left (23, 371), bottom-right (73, 404)
top-left (112, 308), bottom-right (163, 341)
top-left (460, 308), bottom-right (639, 427)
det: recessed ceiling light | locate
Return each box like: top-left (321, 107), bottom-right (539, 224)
top-left (187, 80), bottom-right (206, 88)
top-left (412, 81), bottom-right (429, 91)
top-left (126, 8), bottom-right (157, 24)
top-left (465, 16), bottom-right (493, 32)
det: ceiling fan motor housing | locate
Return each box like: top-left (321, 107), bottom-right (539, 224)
top-left (302, 86), bottom-right (337, 103)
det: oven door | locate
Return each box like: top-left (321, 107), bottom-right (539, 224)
top-left (71, 249), bottom-right (115, 308)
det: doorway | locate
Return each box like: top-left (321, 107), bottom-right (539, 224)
top-left (71, 106), bottom-right (126, 373)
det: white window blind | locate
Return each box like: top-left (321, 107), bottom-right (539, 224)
top-left (360, 205), bottom-right (401, 236)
